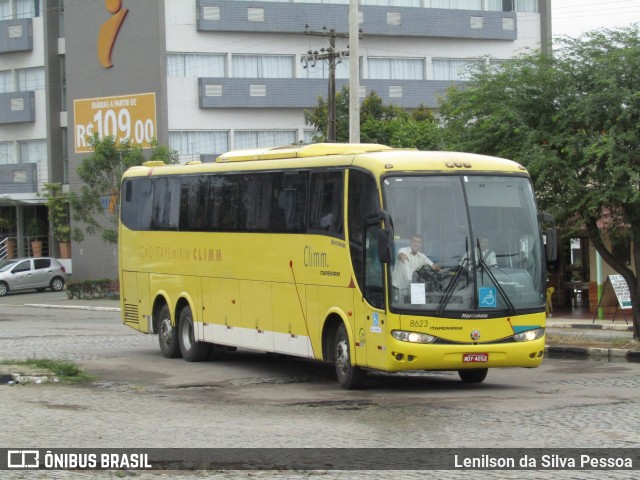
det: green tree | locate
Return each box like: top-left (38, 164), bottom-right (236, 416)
top-left (70, 134), bottom-right (179, 244)
top-left (439, 26), bottom-right (640, 338)
top-left (304, 86), bottom-right (442, 149)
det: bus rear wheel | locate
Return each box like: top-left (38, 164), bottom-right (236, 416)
top-left (334, 323), bottom-right (365, 389)
top-left (458, 368), bottom-right (488, 383)
top-left (179, 305), bottom-right (210, 362)
top-left (158, 304), bottom-right (181, 358)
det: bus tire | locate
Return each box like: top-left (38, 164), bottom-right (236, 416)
top-left (458, 368), bottom-right (488, 383)
top-left (158, 304), bottom-right (181, 359)
top-left (334, 323), bottom-right (365, 389)
top-left (178, 305), bottom-right (210, 362)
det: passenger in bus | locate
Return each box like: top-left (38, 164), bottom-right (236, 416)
top-left (392, 234), bottom-right (441, 302)
top-left (460, 236), bottom-right (497, 269)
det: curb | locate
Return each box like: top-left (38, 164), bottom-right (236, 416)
top-left (547, 322), bottom-right (633, 332)
top-left (24, 303), bottom-right (121, 313)
top-left (545, 345), bottom-right (639, 363)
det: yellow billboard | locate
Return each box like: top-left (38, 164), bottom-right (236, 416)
top-left (74, 92), bottom-right (157, 153)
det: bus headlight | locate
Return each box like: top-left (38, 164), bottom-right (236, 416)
top-left (391, 330), bottom-right (436, 344)
top-left (513, 328), bottom-right (545, 342)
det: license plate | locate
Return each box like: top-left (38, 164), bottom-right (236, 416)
top-left (463, 353), bottom-right (488, 363)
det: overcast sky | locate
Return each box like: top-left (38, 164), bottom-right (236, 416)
top-left (552, 0), bottom-right (640, 37)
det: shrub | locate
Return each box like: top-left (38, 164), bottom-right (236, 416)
top-left (67, 279), bottom-right (119, 300)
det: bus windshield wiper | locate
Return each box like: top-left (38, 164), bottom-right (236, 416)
top-left (476, 239), bottom-right (516, 315)
top-left (436, 260), bottom-right (467, 316)
top-left (436, 237), bottom-right (469, 316)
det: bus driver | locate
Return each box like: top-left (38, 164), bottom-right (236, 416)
top-left (392, 234), bottom-right (441, 302)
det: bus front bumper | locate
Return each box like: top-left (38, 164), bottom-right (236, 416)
top-left (381, 336), bottom-right (546, 372)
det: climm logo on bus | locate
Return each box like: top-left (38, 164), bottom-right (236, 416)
top-left (304, 245), bottom-right (329, 268)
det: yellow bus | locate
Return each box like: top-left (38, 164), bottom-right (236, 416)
top-left (119, 143), bottom-right (552, 388)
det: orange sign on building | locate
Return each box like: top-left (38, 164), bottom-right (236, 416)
top-left (74, 92), bottom-right (157, 153)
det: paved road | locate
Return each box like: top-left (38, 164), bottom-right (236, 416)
top-left (0, 293), bottom-right (638, 479)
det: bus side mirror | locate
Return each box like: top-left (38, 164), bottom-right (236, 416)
top-left (377, 229), bottom-right (393, 264)
top-left (545, 227), bottom-right (558, 262)
top-left (539, 212), bottom-right (557, 262)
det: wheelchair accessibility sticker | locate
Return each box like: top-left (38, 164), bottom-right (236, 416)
top-left (479, 287), bottom-right (497, 308)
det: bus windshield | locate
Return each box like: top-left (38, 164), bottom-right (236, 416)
top-left (384, 174), bottom-right (545, 315)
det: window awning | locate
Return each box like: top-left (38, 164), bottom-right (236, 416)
top-left (0, 193), bottom-right (44, 206)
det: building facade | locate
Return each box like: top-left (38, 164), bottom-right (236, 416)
top-left (0, 0), bottom-right (551, 279)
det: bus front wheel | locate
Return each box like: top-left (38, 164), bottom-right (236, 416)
top-left (158, 304), bottom-right (181, 358)
top-left (334, 323), bottom-right (365, 389)
top-left (179, 305), bottom-right (210, 362)
top-left (458, 368), bottom-right (488, 383)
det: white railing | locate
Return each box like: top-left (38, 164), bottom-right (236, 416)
top-left (0, 236), bottom-right (51, 259)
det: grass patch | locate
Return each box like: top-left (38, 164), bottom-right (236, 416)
top-left (0, 358), bottom-right (95, 383)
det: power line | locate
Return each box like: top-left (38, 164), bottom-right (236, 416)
top-left (301, 26), bottom-right (349, 142)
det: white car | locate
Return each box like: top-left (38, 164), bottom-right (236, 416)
top-left (0, 257), bottom-right (67, 296)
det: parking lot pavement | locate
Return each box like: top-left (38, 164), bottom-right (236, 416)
top-left (0, 290), bottom-right (120, 311)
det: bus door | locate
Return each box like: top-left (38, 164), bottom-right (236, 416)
top-left (354, 220), bottom-right (388, 369)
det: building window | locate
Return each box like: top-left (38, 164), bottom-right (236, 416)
top-left (303, 130), bottom-right (317, 144)
top-left (368, 57), bottom-right (424, 80)
top-left (18, 139), bottom-right (47, 164)
top-left (503, 0), bottom-right (513, 11)
top-left (167, 53), bottom-right (226, 77)
top-left (432, 58), bottom-right (477, 81)
top-left (0, 70), bottom-right (13, 94)
top-left (234, 130), bottom-right (297, 149)
top-left (232, 55), bottom-right (294, 78)
top-left (516, 0), bottom-right (537, 12)
top-left (0, 142), bottom-right (14, 165)
top-left (0, 0), bottom-right (10, 20)
top-left (362, 1), bottom-right (420, 6)
top-left (293, 1), bottom-right (348, 4)
top-left (168, 131), bottom-right (229, 160)
top-left (16, 67), bottom-right (45, 91)
top-left (15, 0), bottom-right (39, 18)
top-left (302, 57), bottom-right (350, 79)
top-left (430, 0), bottom-right (482, 10)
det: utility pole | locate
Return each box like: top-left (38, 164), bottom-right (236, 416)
top-left (302, 26), bottom-right (349, 142)
top-left (349, 0), bottom-right (360, 143)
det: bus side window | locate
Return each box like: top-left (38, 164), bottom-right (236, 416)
top-left (179, 176), bottom-right (208, 231)
top-left (308, 171), bottom-right (344, 237)
top-left (348, 169), bottom-right (379, 292)
top-left (364, 223), bottom-right (385, 309)
top-left (274, 171), bottom-right (307, 233)
top-left (209, 175), bottom-right (241, 231)
top-left (151, 177), bottom-right (180, 231)
top-left (121, 178), bottom-right (151, 231)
